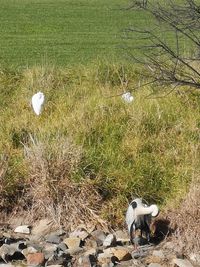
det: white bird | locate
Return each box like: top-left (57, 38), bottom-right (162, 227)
top-left (31, 92), bottom-right (45, 115)
top-left (126, 198), bottom-right (159, 246)
top-left (122, 92), bottom-right (134, 103)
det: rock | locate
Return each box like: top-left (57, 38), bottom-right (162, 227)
top-left (117, 259), bottom-right (145, 267)
top-left (63, 237), bottom-right (81, 250)
top-left (98, 253), bottom-right (112, 265)
top-left (26, 252), bottom-right (45, 266)
top-left (78, 254), bottom-right (96, 267)
top-left (172, 258), bottom-right (194, 267)
top-left (46, 234), bottom-right (61, 244)
top-left (91, 230), bottom-right (106, 246)
top-left (22, 246), bottom-right (38, 256)
top-left (103, 234), bottom-right (116, 247)
top-left (148, 264), bottom-right (163, 267)
top-left (189, 253), bottom-right (200, 265)
top-left (31, 219), bottom-right (57, 241)
top-left (84, 248), bottom-right (97, 256)
top-left (85, 239), bottom-right (98, 249)
top-left (14, 225), bottom-right (31, 234)
top-left (101, 264), bottom-right (114, 267)
top-left (110, 247), bottom-right (132, 262)
top-left (0, 244), bottom-right (18, 262)
top-left (152, 250), bottom-right (165, 259)
top-left (114, 230), bottom-right (129, 244)
top-left (132, 249), bottom-right (147, 259)
top-left (46, 253), bottom-right (71, 266)
top-left (42, 243), bottom-right (57, 260)
top-left (0, 264), bottom-right (15, 267)
top-left (70, 227), bottom-right (89, 241)
top-left (57, 242), bottom-right (67, 252)
top-left (67, 247), bottom-right (84, 256)
top-left (25, 241), bottom-right (43, 252)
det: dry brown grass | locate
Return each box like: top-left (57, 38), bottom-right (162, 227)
top-left (0, 155), bottom-right (8, 209)
top-left (23, 134), bottom-right (105, 230)
top-left (167, 175), bottom-right (200, 254)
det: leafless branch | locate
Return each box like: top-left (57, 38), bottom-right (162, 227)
top-left (123, 0), bottom-right (200, 91)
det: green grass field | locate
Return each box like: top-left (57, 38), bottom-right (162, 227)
top-left (0, 0), bottom-right (147, 67)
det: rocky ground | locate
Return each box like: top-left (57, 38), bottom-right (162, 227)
top-left (0, 219), bottom-right (199, 267)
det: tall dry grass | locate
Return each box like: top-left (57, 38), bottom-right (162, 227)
top-left (167, 174), bottom-right (200, 254)
top-left (23, 135), bottom-right (103, 229)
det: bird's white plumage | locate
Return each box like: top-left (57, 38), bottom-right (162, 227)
top-left (126, 198), bottom-right (159, 233)
top-left (122, 92), bottom-right (134, 103)
top-left (150, 204), bottom-right (159, 217)
top-left (31, 92), bottom-right (45, 115)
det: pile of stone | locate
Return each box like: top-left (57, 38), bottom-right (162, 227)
top-left (0, 219), bottom-right (199, 267)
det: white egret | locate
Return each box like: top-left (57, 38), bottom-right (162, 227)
top-left (122, 92), bottom-right (134, 103)
top-left (31, 92), bottom-right (45, 115)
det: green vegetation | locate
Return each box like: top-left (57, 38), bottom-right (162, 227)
top-left (0, 0), bottom-right (200, 230)
top-left (0, 0), bottom-right (147, 67)
top-left (0, 63), bottom-right (199, 226)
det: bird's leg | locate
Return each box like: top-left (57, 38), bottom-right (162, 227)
top-left (140, 229), bottom-right (143, 238)
top-left (146, 229), bottom-right (151, 243)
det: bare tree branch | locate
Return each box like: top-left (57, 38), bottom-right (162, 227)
top-left (123, 0), bottom-right (200, 90)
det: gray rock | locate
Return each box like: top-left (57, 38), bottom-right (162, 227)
top-left (43, 243), bottom-right (57, 260)
top-left (57, 242), bottom-right (68, 252)
top-left (116, 259), bottom-right (145, 267)
top-left (152, 250), bottom-right (165, 259)
top-left (45, 252), bottom-right (71, 266)
top-left (14, 225), bottom-right (31, 234)
top-left (25, 241), bottom-right (43, 252)
top-left (103, 234), bottom-right (116, 247)
top-left (101, 263), bottom-right (114, 267)
top-left (189, 253), bottom-right (200, 265)
top-left (70, 228), bottom-right (89, 241)
top-left (85, 239), bottom-right (98, 249)
top-left (46, 234), bottom-right (61, 244)
top-left (78, 254), bottom-right (97, 266)
top-left (0, 264), bottom-right (15, 267)
top-left (22, 246), bottom-right (38, 256)
top-left (172, 258), bottom-right (194, 267)
top-left (114, 230), bottom-right (129, 244)
top-left (91, 230), bottom-right (106, 246)
top-left (0, 244), bottom-right (19, 262)
top-left (67, 247), bottom-right (83, 256)
top-left (84, 248), bottom-right (97, 257)
top-left (131, 249), bottom-right (147, 259)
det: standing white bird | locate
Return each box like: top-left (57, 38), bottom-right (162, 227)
top-left (122, 92), bottom-right (134, 103)
top-left (126, 198), bottom-right (159, 246)
top-left (31, 92), bottom-right (45, 115)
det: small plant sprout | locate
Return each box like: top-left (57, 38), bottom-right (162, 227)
top-left (122, 92), bottom-right (134, 103)
top-left (31, 92), bottom-right (45, 115)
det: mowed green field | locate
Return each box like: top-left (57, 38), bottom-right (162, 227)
top-left (0, 0), bottom-right (146, 67)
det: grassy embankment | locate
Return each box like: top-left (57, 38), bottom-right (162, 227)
top-left (0, 62), bottom-right (199, 229)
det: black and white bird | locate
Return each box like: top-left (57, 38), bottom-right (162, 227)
top-left (126, 198), bottom-right (159, 246)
